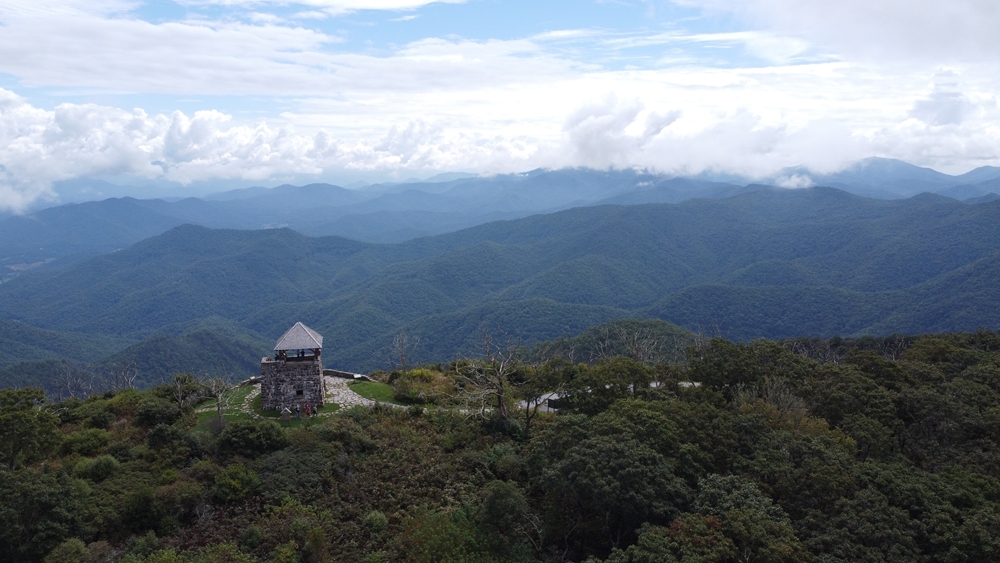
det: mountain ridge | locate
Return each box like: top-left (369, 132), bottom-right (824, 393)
top-left (8, 160), bottom-right (1000, 271)
top-left (4, 186), bottom-right (1000, 378)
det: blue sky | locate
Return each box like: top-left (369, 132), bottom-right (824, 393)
top-left (0, 0), bottom-right (998, 209)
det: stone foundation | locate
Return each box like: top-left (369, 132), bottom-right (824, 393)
top-left (260, 358), bottom-right (325, 410)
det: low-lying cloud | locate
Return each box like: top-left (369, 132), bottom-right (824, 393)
top-left (3, 75), bottom-right (998, 212)
top-left (1, 2), bottom-right (999, 211)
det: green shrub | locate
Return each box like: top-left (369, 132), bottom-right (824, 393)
top-left (213, 464), bottom-right (261, 503)
top-left (107, 389), bottom-right (143, 417)
top-left (198, 543), bottom-right (256, 563)
top-left (188, 459), bottom-right (222, 483)
top-left (74, 455), bottom-right (120, 481)
top-left (239, 525), bottom-right (264, 550)
top-left (302, 526), bottom-right (328, 563)
top-left (311, 418), bottom-right (375, 454)
top-left (127, 531), bottom-right (160, 557)
top-left (136, 398), bottom-right (182, 428)
top-left (363, 511), bottom-right (389, 533)
top-left (392, 369), bottom-right (455, 405)
top-left (88, 409), bottom-right (115, 430)
top-left (218, 420), bottom-right (288, 458)
top-left (106, 440), bottom-right (133, 461)
top-left (64, 398), bottom-right (115, 429)
top-left (123, 489), bottom-right (164, 533)
top-left (270, 541), bottom-right (299, 563)
top-left (61, 428), bottom-right (109, 456)
top-left (142, 549), bottom-right (188, 563)
top-left (44, 538), bottom-right (88, 563)
top-left (256, 449), bottom-right (334, 504)
top-left (148, 424), bottom-right (187, 450)
top-left (67, 398), bottom-right (115, 427)
top-left (396, 509), bottom-right (483, 563)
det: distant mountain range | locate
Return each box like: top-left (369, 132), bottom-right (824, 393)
top-left (3, 185), bottom-right (1000, 390)
top-left (5, 159), bottom-right (1000, 274)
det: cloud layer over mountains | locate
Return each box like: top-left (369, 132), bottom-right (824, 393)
top-left (0, 0), bottom-right (998, 211)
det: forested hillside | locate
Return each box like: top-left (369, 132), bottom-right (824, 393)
top-left (7, 159), bottom-right (1000, 270)
top-left (2, 187), bottom-right (1000, 386)
top-left (4, 330), bottom-right (1000, 562)
top-left (0, 169), bottom-right (737, 266)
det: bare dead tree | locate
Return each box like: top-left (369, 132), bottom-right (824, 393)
top-left (460, 328), bottom-right (521, 420)
top-left (615, 325), bottom-right (662, 364)
top-left (202, 362), bottom-right (238, 425)
top-left (104, 359), bottom-right (139, 392)
top-left (170, 373), bottom-right (203, 409)
top-left (691, 328), bottom-right (711, 351)
top-left (392, 330), bottom-right (418, 378)
top-left (880, 335), bottom-right (909, 361)
top-left (195, 504), bottom-right (215, 528)
top-left (590, 325), bottom-right (616, 363)
top-left (819, 341), bottom-right (844, 364)
top-left (375, 330), bottom-right (420, 380)
top-left (202, 377), bottom-right (235, 425)
top-left (564, 342), bottom-right (577, 364)
top-left (55, 363), bottom-right (97, 401)
top-left (785, 338), bottom-right (841, 364)
top-left (786, 338), bottom-right (808, 357)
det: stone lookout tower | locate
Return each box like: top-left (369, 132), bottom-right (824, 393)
top-left (260, 322), bottom-right (325, 410)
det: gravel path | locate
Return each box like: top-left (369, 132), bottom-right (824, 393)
top-left (323, 375), bottom-right (378, 408)
top-left (241, 386), bottom-right (261, 418)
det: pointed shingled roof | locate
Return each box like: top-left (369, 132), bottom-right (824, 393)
top-left (274, 322), bottom-right (323, 351)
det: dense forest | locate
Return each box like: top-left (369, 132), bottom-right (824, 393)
top-left (4, 187), bottom-right (1000, 392)
top-left (4, 327), bottom-right (1000, 563)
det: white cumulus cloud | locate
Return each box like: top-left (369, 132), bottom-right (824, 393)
top-left (675, 0), bottom-right (1000, 63)
top-left (0, 90), bottom-right (341, 211)
top-left (1, 1), bottom-right (1000, 210)
top-left (176, 0), bottom-right (465, 16)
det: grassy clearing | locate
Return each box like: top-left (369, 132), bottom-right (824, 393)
top-left (195, 408), bottom-right (253, 428)
top-left (349, 381), bottom-right (400, 404)
top-left (193, 387), bottom-right (342, 431)
top-left (348, 380), bottom-right (434, 408)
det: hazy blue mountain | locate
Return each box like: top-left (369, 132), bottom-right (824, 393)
top-left (48, 177), bottom-right (241, 205)
top-left (10, 162), bottom-right (1000, 270)
top-left (218, 183), bottom-right (374, 209)
top-left (298, 209), bottom-right (525, 243)
top-left (4, 187), bottom-right (1000, 382)
top-left (0, 197), bottom-right (189, 267)
top-left (594, 178), bottom-right (748, 205)
top-left (966, 193), bottom-right (1000, 204)
top-left (937, 177), bottom-right (1000, 201)
top-left (413, 171), bottom-right (478, 183)
top-left (789, 158), bottom-right (1000, 199)
top-left (202, 185), bottom-right (276, 201)
top-left (0, 169), bottom-right (721, 265)
top-left (953, 165), bottom-right (1000, 184)
top-left (821, 157), bottom-right (955, 186)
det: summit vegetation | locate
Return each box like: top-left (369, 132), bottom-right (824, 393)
top-left (4, 329), bottom-right (1000, 563)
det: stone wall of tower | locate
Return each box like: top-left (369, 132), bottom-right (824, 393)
top-left (260, 358), bottom-right (325, 410)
